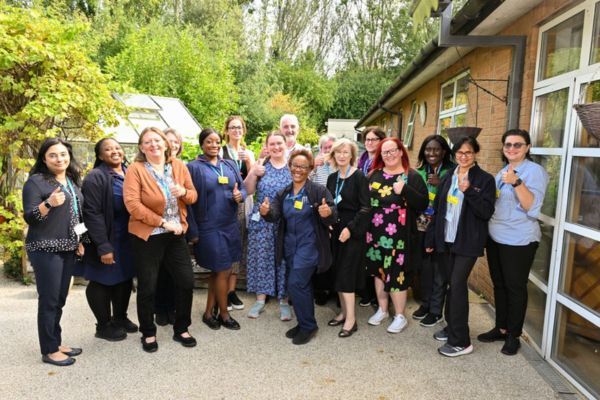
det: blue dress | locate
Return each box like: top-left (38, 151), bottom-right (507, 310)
top-left (187, 157), bottom-right (245, 272)
top-left (246, 161), bottom-right (291, 298)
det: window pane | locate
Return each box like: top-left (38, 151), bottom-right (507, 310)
top-left (539, 11), bottom-right (584, 80)
top-left (531, 89), bottom-right (568, 147)
top-left (523, 281), bottom-right (546, 346)
top-left (553, 304), bottom-right (600, 398)
top-left (575, 81), bottom-right (600, 148)
top-left (531, 155), bottom-right (561, 218)
top-left (454, 112), bottom-right (466, 127)
top-left (439, 116), bottom-right (452, 138)
top-left (589, 2), bottom-right (600, 65)
top-left (560, 232), bottom-right (600, 313)
top-left (455, 76), bottom-right (469, 107)
top-left (531, 220), bottom-right (554, 283)
top-left (441, 83), bottom-right (454, 111)
top-left (567, 157), bottom-right (600, 231)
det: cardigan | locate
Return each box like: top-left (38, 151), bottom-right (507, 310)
top-left (123, 158), bottom-right (197, 241)
top-left (263, 179), bottom-right (337, 273)
top-left (425, 163), bottom-right (496, 257)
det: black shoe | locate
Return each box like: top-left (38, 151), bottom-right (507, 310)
top-left (338, 323), bottom-right (358, 338)
top-left (228, 292), bottom-right (245, 310)
top-left (42, 355), bottom-right (75, 366)
top-left (202, 313), bottom-right (221, 330)
top-left (61, 347), bottom-right (82, 357)
top-left (167, 310), bottom-right (176, 325)
top-left (292, 328), bottom-right (318, 345)
top-left (412, 305), bottom-right (428, 320)
top-left (327, 318), bottom-right (345, 327)
top-left (95, 323), bottom-right (127, 342)
top-left (173, 333), bottom-right (197, 348)
top-left (113, 317), bottom-right (138, 333)
top-left (211, 305), bottom-right (219, 317)
top-left (358, 298), bottom-right (372, 307)
top-left (141, 337), bottom-right (158, 353)
top-left (501, 334), bottom-right (521, 355)
top-left (155, 312), bottom-right (169, 327)
top-left (217, 315), bottom-right (241, 330)
top-left (285, 325), bottom-right (300, 339)
top-left (477, 327), bottom-right (508, 343)
top-left (420, 313), bottom-right (442, 327)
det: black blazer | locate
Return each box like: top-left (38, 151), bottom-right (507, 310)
top-left (263, 180), bottom-right (337, 273)
top-left (425, 164), bottom-right (496, 257)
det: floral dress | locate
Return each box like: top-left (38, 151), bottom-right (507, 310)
top-left (246, 161), bottom-right (292, 298)
top-left (365, 169), bottom-right (426, 292)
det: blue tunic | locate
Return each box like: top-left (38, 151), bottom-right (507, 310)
top-left (282, 188), bottom-right (318, 269)
top-left (187, 157), bottom-right (245, 272)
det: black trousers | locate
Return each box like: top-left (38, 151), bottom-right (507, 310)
top-left (154, 264), bottom-right (176, 313)
top-left (86, 279), bottom-right (133, 326)
top-left (28, 250), bottom-right (75, 355)
top-left (486, 239), bottom-right (539, 337)
top-left (131, 232), bottom-right (194, 337)
top-left (440, 248), bottom-right (477, 348)
top-left (419, 252), bottom-right (447, 316)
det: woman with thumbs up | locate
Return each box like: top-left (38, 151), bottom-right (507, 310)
top-left (424, 135), bottom-right (495, 357)
top-left (187, 128), bottom-right (247, 331)
top-left (260, 149), bottom-right (337, 345)
top-left (23, 138), bottom-right (85, 366)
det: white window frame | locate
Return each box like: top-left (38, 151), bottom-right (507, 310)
top-left (438, 71), bottom-right (469, 134)
top-left (404, 101), bottom-right (417, 148)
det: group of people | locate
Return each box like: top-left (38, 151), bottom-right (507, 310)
top-left (22, 112), bottom-right (548, 366)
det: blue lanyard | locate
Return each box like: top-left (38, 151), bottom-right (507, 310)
top-left (286, 186), bottom-right (306, 202)
top-left (208, 162), bottom-right (224, 179)
top-left (362, 158), bottom-right (372, 175)
top-left (61, 179), bottom-right (80, 218)
top-left (335, 166), bottom-right (349, 200)
top-left (450, 174), bottom-right (460, 196)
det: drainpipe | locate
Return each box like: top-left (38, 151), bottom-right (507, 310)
top-left (438, 2), bottom-right (526, 130)
top-left (378, 103), bottom-right (403, 140)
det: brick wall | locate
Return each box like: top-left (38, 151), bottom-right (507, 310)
top-left (371, 0), bottom-right (576, 304)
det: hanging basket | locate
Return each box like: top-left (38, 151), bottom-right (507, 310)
top-left (445, 127), bottom-right (482, 143)
top-left (573, 102), bottom-right (600, 140)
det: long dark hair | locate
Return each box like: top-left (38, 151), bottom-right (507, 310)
top-left (93, 138), bottom-right (129, 168)
top-left (452, 136), bottom-right (481, 154)
top-left (416, 134), bottom-right (453, 169)
top-left (30, 137), bottom-right (82, 186)
top-left (501, 129), bottom-right (533, 164)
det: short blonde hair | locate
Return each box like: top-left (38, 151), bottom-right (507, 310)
top-left (135, 127), bottom-right (172, 163)
top-left (328, 138), bottom-right (358, 169)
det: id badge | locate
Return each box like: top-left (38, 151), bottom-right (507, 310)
top-left (251, 212), bottom-right (261, 222)
top-left (74, 222), bottom-right (87, 235)
top-left (294, 200), bottom-right (303, 210)
top-left (496, 189), bottom-right (500, 199)
top-left (447, 195), bottom-right (459, 205)
top-left (371, 182), bottom-right (381, 190)
top-left (428, 192), bottom-right (436, 201)
top-left (218, 176), bottom-right (229, 185)
top-left (335, 194), bottom-right (342, 204)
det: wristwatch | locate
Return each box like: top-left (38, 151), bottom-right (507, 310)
top-left (512, 178), bottom-right (523, 188)
top-left (43, 200), bottom-right (52, 209)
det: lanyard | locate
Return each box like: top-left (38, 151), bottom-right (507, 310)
top-left (208, 162), bottom-right (224, 179)
top-left (362, 158), bottom-right (372, 175)
top-left (335, 166), bottom-right (349, 201)
top-left (61, 178), bottom-right (80, 218)
top-left (226, 145), bottom-right (243, 169)
top-left (286, 186), bottom-right (306, 202)
top-left (450, 174), bottom-right (460, 196)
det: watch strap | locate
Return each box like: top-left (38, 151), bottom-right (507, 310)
top-left (512, 178), bottom-right (523, 187)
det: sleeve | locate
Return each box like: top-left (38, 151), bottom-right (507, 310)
top-left (178, 160), bottom-right (198, 205)
top-left (82, 172), bottom-right (113, 256)
top-left (346, 172), bottom-right (372, 237)
top-left (519, 164), bottom-right (549, 218)
top-left (463, 172), bottom-right (496, 221)
top-left (402, 170), bottom-right (429, 214)
top-left (123, 164), bottom-right (163, 228)
top-left (185, 163), bottom-right (199, 242)
top-left (22, 177), bottom-right (48, 226)
top-left (263, 188), bottom-right (284, 223)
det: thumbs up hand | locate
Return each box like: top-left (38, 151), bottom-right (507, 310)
top-left (47, 186), bottom-right (66, 207)
top-left (169, 182), bottom-right (187, 198)
top-left (232, 182), bottom-right (242, 203)
top-left (458, 173), bottom-right (470, 192)
top-left (253, 158), bottom-right (266, 177)
top-left (259, 196), bottom-right (270, 216)
top-left (318, 197), bottom-right (332, 218)
top-left (501, 164), bottom-right (518, 185)
top-left (393, 175), bottom-right (405, 195)
top-left (239, 145), bottom-right (248, 161)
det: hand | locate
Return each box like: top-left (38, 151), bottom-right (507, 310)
top-left (259, 197), bottom-right (270, 216)
top-left (253, 158), bottom-right (266, 177)
top-left (232, 182), bottom-right (243, 203)
top-left (169, 183), bottom-right (186, 198)
top-left (100, 252), bottom-right (115, 264)
top-left (458, 173), bottom-right (470, 192)
top-left (315, 154), bottom-right (325, 167)
top-left (318, 198), bottom-right (332, 218)
top-left (76, 243), bottom-right (85, 257)
top-left (427, 173), bottom-right (441, 186)
top-left (501, 164), bottom-right (518, 185)
top-left (163, 221), bottom-right (183, 235)
top-left (239, 146), bottom-right (248, 161)
top-left (47, 187), bottom-right (66, 207)
top-left (339, 227), bottom-right (351, 243)
top-left (425, 247), bottom-right (434, 253)
top-left (393, 177), bottom-right (405, 195)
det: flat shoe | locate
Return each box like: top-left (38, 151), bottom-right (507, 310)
top-left (338, 323), bottom-right (358, 338)
top-left (61, 347), bottom-right (82, 357)
top-left (141, 337), bottom-right (158, 353)
top-left (217, 315), bottom-right (241, 330)
top-left (285, 325), bottom-right (300, 339)
top-left (327, 318), bottom-right (345, 327)
top-left (202, 313), bottom-right (221, 330)
top-left (173, 333), bottom-right (197, 348)
top-left (42, 355), bottom-right (76, 366)
top-left (292, 328), bottom-right (318, 345)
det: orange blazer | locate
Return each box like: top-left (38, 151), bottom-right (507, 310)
top-left (124, 159), bottom-right (197, 241)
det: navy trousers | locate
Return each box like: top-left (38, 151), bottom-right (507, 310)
top-left (28, 250), bottom-right (75, 355)
top-left (287, 261), bottom-right (318, 332)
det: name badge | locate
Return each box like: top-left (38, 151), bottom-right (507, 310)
top-left (74, 222), bottom-right (87, 235)
top-left (294, 200), bottom-right (303, 210)
top-left (251, 212), bottom-right (261, 222)
top-left (428, 192), bottom-right (436, 201)
top-left (447, 195), bottom-right (459, 205)
top-left (371, 182), bottom-right (381, 190)
top-left (335, 194), bottom-right (342, 204)
top-left (218, 176), bottom-right (229, 185)
top-left (496, 189), bottom-right (500, 199)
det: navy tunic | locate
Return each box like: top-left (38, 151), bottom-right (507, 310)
top-left (282, 188), bottom-right (318, 269)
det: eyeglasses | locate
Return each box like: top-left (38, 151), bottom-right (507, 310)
top-left (291, 164), bottom-right (310, 171)
top-left (228, 126), bottom-right (243, 131)
top-left (455, 151), bottom-right (474, 158)
top-left (381, 148), bottom-right (400, 157)
top-left (503, 142), bottom-right (527, 149)
top-left (365, 138), bottom-right (381, 143)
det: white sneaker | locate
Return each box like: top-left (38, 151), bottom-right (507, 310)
top-left (368, 308), bottom-right (389, 326)
top-left (387, 314), bottom-right (408, 333)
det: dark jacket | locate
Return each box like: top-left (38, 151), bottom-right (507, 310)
top-left (23, 173), bottom-right (84, 252)
top-left (81, 163), bottom-right (121, 267)
top-left (263, 180), bottom-right (337, 273)
top-left (425, 164), bottom-right (496, 257)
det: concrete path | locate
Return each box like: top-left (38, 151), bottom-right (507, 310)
top-left (0, 272), bottom-right (570, 400)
